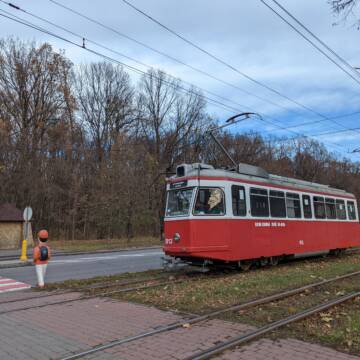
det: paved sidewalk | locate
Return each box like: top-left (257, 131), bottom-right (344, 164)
top-left (0, 291), bottom-right (358, 360)
top-left (218, 338), bottom-right (360, 360)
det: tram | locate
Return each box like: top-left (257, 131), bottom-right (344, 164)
top-left (163, 162), bottom-right (360, 269)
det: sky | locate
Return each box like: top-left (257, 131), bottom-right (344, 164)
top-left (0, 0), bottom-right (360, 160)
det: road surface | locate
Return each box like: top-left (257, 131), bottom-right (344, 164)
top-left (0, 248), bottom-right (164, 286)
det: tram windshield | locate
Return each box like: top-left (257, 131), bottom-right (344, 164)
top-left (166, 188), bottom-right (194, 217)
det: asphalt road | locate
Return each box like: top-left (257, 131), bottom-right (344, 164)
top-left (0, 248), bottom-right (164, 286)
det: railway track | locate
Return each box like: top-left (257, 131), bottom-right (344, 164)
top-left (0, 273), bottom-right (172, 306)
top-left (187, 291), bottom-right (360, 360)
top-left (58, 269), bottom-right (360, 360)
top-left (0, 270), bottom-right (214, 314)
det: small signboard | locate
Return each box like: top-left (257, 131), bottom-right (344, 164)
top-left (170, 180), bottom-right (188, 189)
top-left (23, 207), bottom-right (33, 222)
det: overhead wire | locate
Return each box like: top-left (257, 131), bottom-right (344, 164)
top-left (116, 0), bottom-right (360, 138)
top-left (117, 0), bottom-right (353, 121)
top-left (260, 0), bottom-right (360, 136)
top-left (41, 1), bottom-right (360, 149)
top-left (43, 0), bottom-right (307, 117)
top-left (265, 0), bottom-right (360, 82)
top-left (4, 0), bottom-right (347, 135)
top-left (0, 6), bottom-right (353, 154)
top-left (0, 0), bottom-right (263, 118)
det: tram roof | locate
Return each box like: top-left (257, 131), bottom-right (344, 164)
top-left (171, 163), bottom-right (354, 198)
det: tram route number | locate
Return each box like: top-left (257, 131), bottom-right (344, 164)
top-left (254, 222), bottom-right (286, 228)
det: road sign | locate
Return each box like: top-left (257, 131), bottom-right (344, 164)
top-left (23, 207), bottom-right (33, 222)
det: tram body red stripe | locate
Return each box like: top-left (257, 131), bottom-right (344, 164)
top-left (164, 219), bottom-right (360, 261)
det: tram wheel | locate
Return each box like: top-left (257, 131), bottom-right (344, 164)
top-left (329, 249), bottom-right (340, 256)
top-left (259, 257), bottom-right (269, 267)
top-left (239, 260), bottom-right (252, 271)
top-left (270, 256), bottom-right (279, 266)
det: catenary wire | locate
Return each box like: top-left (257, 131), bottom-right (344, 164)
top-left (118, 0), bottom-right (350, 119)
top-left (0, 8), bottom-right (351, 154)
top-left (0, 9), bottom-right (246, 116)
top-left (42, 0), bottom-right (309, 117)
top-left (6, 0), bottom-right (358, 135)
top-left (40, 1), bottom-right (360, 146)
top-left (266, 0), bottom-right (360, 81)
top-left (260, 0), bottom-right (360, 136)
top-left (116, 0), bottom-right (360, 137)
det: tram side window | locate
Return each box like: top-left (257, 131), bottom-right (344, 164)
top-left (232, 185), bottom-right (246, 216)
top-left (336, 199), bottom-right (347, 220)
top-left (269, 190), bottom-right (286, 217)
top-left (194, 188), bottom-right (225, 215)
top-left (250, 188), bottom-right (269, 217)
top-left (313, 196), bottom-right (326, 219)
top-left (302, 195), bottom-right (312, 218)
top-left (325, 198), bottom-right (336, 219)
top-left (347, 201), bottom-right (357, 220)
top-left (286, 193), bottom-right (301, 218)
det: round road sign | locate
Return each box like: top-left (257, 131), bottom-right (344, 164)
top-left (23, 207), bottom-right (33, 222)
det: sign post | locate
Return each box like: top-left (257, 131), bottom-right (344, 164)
top-left (20, 207), bottom-right (33, 261)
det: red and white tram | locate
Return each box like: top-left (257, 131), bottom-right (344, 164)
top-left (163, 163), bottom-right (360, 268)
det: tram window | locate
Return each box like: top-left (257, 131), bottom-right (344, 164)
top-left (166, 188), bottom-right (194, 217)
top-left (336, 199), bottom-right (347, 220)
top-left (302, 195), bottom-right (312, 218)
top-left (193, 188), bottom-right (225, 216)
top-left (232, 185), bottom-right (246, 216)
top-left (325, 198), bottom-right (336, 219)
top-left (313, 196), bottom-right (326, 219)
top-left (250, 188), bottom-right (269, 217)
top-left (286, 193), bottom-right (301, 218)
top-left (347, 201), bottom-right (357, 220)
top-left (269, 190), bottom-right (286, 218)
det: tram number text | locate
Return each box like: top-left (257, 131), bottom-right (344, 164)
top-left (165, 238), bottom-right (173, 245)
top-left (254, 222), bottom-right (286, 228)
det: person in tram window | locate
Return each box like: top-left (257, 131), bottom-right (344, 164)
top-left (194, 188), bottom-right (224, 215)
top-left (207, 189), bottom-right (223, 215)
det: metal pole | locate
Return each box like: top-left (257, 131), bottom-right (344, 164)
top-left (208, 131), bottom-right (237, 168)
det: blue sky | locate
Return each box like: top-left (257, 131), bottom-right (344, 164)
top-left (1, 0), bottom-right (360, 160)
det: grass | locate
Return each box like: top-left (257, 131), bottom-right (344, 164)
top-left (44, 269), bottom-right (165, 291)
top-left (116, 252), bottom-right (360, 313)
top-left (50, 236), bottom-right (160, 253)
top-left (114, 252), bottom-right (360, 355)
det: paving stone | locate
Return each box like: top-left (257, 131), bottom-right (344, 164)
top-left (217, 338), bottom-right (360, 360)
top-left (0, 294), bottom-right (359, 360)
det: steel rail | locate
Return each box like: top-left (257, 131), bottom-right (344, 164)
top-left (0, 275), bottom-right (203, 315)
top-left (58, 269), bottom-right (360, 360)
top-left (188, 291), bottom-right (360, 360)
top-left (0, 274), bottom-right (170, 306)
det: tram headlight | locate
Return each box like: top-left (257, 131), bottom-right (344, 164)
top-left (173, 233), bottom-right (181, 242)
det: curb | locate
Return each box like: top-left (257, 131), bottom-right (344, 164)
top-left (0, 245), bottom-right (163, 262)
top-left (0, 261), bottom-right (32, 269)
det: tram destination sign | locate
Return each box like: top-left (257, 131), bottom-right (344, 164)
top-left (170, 180), bottom-right (188, 189)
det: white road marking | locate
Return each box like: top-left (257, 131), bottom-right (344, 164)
top-left (50, 251), bottom-right (163, 265)
top-left (0, 277), bottom-right (31, 293)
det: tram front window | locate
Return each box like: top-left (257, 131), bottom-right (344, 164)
top-left (166, 188), bottom-right (193, 217)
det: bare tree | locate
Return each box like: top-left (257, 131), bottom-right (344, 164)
top-left (329, 0), bottom-right (360, 25)
top-left (76, 62), bottom-right (134, 162)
